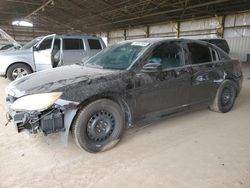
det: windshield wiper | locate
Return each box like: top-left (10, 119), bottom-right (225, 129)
top-left (84, 63), bottom-right (104, 69)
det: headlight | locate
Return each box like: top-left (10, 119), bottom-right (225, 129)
top-left (11, 92), bottom-right (62, 111)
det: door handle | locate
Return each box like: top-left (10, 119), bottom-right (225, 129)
top-left (175, 70), bottom-right (180, 76)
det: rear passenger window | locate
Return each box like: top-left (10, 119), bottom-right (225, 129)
top-left (217, 50), bottom-right (230, 61)
top-left (88, 39), bottom-right (102, 50)
top-left (188, 43), bottom-right (211, 64)
top-left (63, 39), bottom-right (84, 50)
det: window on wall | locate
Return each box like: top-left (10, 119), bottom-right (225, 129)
top-left (88, 39), bottom-right (102, 49)
top-left (63, 39), bottom-right (84, 50)
top-left (188, 43), bottom-right (212, 64)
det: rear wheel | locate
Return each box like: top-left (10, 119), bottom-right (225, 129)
top-left (209, 80), bottom-right (237, 113)
top-left (7, 63), bottom-right (32, 81)
top-left (72, 99), bottom-right (125, 153)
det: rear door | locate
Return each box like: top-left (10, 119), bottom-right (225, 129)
top-left (33, 34), bottom-right (56, 71)
top-left (187, 42), bottom-right (219, 106)
top-left (62, 38), bottom-right (85, 65)
top-left (83, 38), bottom-right (104, 62)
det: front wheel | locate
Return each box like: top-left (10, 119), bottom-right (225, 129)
top-left (209, 80), bottom-right (237, 113)
top-left (6, 63), bottom-right (32, 81)
top-left (72, 99), bottom-right (125, 153)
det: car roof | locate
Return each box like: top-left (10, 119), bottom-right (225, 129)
top-left (200, 38), bottom-right (227, 41)
top-left (119, 37), bottom-right (210, 45)
top-left (36, 34), bottom-right (101, 39)
top-left (56, 34), bottom-right (101, 39)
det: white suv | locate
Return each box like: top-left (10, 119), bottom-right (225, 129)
top-left (0, 34), bottom-right (106, 80)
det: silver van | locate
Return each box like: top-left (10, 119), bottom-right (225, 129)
top-left (0, 34), bottom-right (106, 80)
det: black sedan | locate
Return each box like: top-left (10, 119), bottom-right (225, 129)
top-left (5, 38), bottom-right (243, 153)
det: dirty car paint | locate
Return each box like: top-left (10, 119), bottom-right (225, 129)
top-left (5, 38), bottom-right (243, 144)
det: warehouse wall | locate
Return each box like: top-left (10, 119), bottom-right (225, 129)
top-left (224, 12), bottom-right (250, 61)
top-left (103, 12), bottom-right (250, 61)
top-left (105, 17), bottom-right (222, 44)
top-left (149, 23), bottom-right (176, 38)
top-left (2, 12), bottom-right (249, 61)
top-left (226, 37), bottom-right (250, 61)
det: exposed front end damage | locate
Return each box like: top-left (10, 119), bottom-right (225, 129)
top-left (6, 96), bottom-right (79, 145)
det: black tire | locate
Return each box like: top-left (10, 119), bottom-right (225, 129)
top-left (72, 99), bottom-right (125, 153)
top-left (7, 63), bottom-right (32, 81)
top-left (209, 80), bottom-right (237, 113)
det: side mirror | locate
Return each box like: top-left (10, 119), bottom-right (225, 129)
top-left (142, 62), bottom-right (162, 73)
top-left (33, 46), bottom-right (38, 51)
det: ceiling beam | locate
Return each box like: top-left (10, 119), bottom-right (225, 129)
top-left (25, 0), bottom-right (53, 18)
top-left (91, 0), bottom-right (229, 28)
top-left (5, 0), bottom-right (41, 5)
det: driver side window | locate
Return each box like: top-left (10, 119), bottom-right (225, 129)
top-left (39, 38), bottom-right (52, 51)
top-left (148, 42), bottom-right (184, 69)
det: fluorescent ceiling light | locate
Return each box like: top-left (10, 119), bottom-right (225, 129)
top-left (12, 20), bottom-right (33, 27)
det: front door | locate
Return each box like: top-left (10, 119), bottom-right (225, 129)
top-left (33, 34), bottom-right (56, 71)
top-left (132, 41), bottom-right (191, 120)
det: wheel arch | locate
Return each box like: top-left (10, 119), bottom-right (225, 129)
top-left (5, 62), bottom-right (34, 77)
top-left (224, 76), bottom-right (241, 96)
top-left (72, 93), bottom-right (132, 129)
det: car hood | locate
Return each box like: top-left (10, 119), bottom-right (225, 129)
top-left (0, 48), bottom-right (31, 57)
top-left (6, 64), bottom-right (119, 98)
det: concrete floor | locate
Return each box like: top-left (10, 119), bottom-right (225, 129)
top-left (0, 65), bottom-right (250, 188)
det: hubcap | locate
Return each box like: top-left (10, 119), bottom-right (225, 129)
top-left (221, 86), bottom-right (233, 106)
top-left (12, 68), bottom-right (28, 79)
top-left (87, 110), bottom-right (115, 142)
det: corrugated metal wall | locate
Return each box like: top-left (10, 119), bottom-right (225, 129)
top-left (104, 12), bottom-right (250, 62)
top-left (149, 23), bottom-right (176, 38)
top-left (227, 37), bottom-right (250, 61)
top-left (2, 12), bottom-right (250, 61)
top-left (224, 12), bottom-right (250, 61)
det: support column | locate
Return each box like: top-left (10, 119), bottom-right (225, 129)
top-left (221, 15), bottom-right (225, 38)
top-left (124, 29), bottom-right (127, 40)
top-left (176, 21), bottom-right (180, 38)
top-left (107, 31), bottom-right (110, 44)
top-left (146, 25), bottom-right (149, 38)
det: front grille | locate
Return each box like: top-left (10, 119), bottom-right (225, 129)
top-left (13, 113), bottom-right (25, 122)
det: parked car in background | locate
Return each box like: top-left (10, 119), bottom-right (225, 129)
top-left (200, 38), bottom-right (230, 54)
top-left (0, 44), bottom-right (21, 52)
top-left (0, 34), bottom-right (106, 80)
top-left (5, 38), bottom-right (243, 153)
top-left (0, 28), bottom-right (22, 53)
top-left (0, 44), bottom-right (14, 51)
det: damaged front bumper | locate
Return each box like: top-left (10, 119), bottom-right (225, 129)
top-left (7, 108), bottom-right (65, 135)
top-left (6, 96), bottom-right (79, 145)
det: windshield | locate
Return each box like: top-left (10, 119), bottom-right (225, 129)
top-left (84, 41), bottom-right (150, 70)
top-left (21, 37), bottom-right (42, 49)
